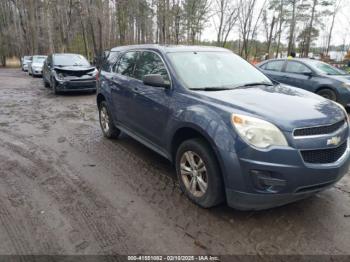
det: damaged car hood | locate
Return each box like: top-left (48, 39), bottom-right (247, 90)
top-left (54, 65), bottom-right (95, 72)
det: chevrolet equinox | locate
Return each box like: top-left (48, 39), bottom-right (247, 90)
top-left (96, 45), bottom-right (350, 210)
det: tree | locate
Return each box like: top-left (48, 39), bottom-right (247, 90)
top-left (325, 0), bottom-right (342, 55)
top-left (213, 0), bottom-right (239, 47)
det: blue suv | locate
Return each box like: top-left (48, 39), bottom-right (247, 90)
top-left (97, 45), bottom-right (350, 210)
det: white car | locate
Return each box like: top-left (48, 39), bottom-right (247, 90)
top-left (28, 55), bottom-right (47, 77)
top-left (21, 56), bottom-right (32, 71)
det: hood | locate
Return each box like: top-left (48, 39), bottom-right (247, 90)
top-left (197, 84), bottom-right (345, 132)
top-left (54, 65), bottom-right (95, 72)
top-left (32, 62), bottom-right (43, 67)
top-left (325, 74), bottom-right (350, 83)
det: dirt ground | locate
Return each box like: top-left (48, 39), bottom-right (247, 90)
top-left (0, 68), bottom-right (349, 255)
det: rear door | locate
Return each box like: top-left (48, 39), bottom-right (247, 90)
top-left (282, 61), bottom-right (316, 91)
top-left (259, 60), bottom-right (286, 82)
top-left (110, 51), bottom-right (140, 128)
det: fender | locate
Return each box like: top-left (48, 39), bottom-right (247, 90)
top-left (166, 104), bottom-right (240, 185)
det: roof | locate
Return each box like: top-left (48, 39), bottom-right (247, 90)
top-left (52, 53), bottom-right (84, 56)
top-left (110, 44), bottom-right (229, 53)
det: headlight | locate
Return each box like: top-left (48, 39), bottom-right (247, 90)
top-left (341, 82), bottom-right (350, 88)
top-left (57, 73), bottom-right (65, 80)
top-left (231, 114), bottom-right (288, 149)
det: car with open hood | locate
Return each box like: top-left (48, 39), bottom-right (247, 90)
top-left (42, 53), bottom-right (97, 94)
top-left (28, 55), bottom-right (47, 76)
top-left (97, 45), bottom-right (350, 210)
top-left (257, 58), bottom-right (350, 107)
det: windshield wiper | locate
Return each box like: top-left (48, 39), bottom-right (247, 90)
top-left (189, 86), bottom-right (235, 91)
top-left (242, 82), bottom-right (274, 87)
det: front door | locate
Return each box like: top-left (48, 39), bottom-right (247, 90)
top-left (129, 50), bottom-right (172, 147)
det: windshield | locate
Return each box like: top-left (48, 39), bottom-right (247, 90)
top-left (54, 54), bottom-right (90, 67)
top-left (32, 56), bottom-right (47, 63)
top-left (167, 51), bottom-right (272, 89)
top-left (306, 60), bottom-right (348, 75)
top-left (24, 56), bottom-right (32, 61)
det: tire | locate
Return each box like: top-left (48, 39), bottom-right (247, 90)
top-left (316, 88), bottom-right (337, 101)
top-left (175, 138), bottom-right (224, 208)
top-left (52, 78), bottom-right (60, 95)
top-left (98, 101), bottom-right (121, 139)
top-left (43, 78), bottom-right (50, 88)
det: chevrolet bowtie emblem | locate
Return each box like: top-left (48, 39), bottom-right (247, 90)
top-left (327, 136), bottom-right (341, 146)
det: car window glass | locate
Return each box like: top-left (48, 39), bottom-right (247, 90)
top-left (102, 51), bottom-right (120, 72)
top-left (168, 52), bottom-right (272, 89)
top-left (285, 61), bottom-right (311, 74)
top-left (307, 60), bottom-right (348, 75)
top-left (116, 51), bottom-right (138, 77)
top-left (32, 56), bottom-right (47, 63)
top-left (264, 61), bottom-right (284, 72)
top-left (54, 54), bottom-right (90, 66)
top-left (134, 51), bottom-right (170, 83)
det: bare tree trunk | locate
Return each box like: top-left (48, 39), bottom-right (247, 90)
top-left (287, 0), bottom-right (296, 55)
top-left (305, 0), bottom-right (317, 58)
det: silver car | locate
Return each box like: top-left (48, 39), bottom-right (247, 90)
top-left (28, 55), bottom-right (47, 77)
top-left (21, 56), bottom-right (32, 71)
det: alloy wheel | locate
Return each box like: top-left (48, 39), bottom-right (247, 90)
top-left (100, 106), bottom-right (110, 133)
top-left (180, 151), bottom-right (208, 197)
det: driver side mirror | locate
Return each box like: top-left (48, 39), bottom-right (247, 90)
top-left (143, 74), bottom-right (170, 88)
top-left (302, 71), bottom-right (313, 77)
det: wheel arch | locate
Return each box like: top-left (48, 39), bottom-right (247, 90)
top-left (97, 93), bottom-right (106, 108)
top-left (170, 125), bottom-right (226, 180)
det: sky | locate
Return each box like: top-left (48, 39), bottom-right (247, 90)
top-left (201, 0), bottom-right (350, 48)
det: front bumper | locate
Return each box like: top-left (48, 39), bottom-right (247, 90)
top-left (32, 69), bottom-right (42, 75)
top-left (56, 79), bottom-right (96, 92)
top-left (222, 139), bottom-right (350, 210)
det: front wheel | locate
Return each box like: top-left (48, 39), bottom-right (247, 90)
top-left (175, 138), bottom-right (224, 208)
top-left (317, 88), bottom-right (337, 101)
top-left (43, 78), bottom-right (50, 88)
top-left (51, 78), bottom-right (60, 95)
top-left (98, 101), bottom-right (120, 139)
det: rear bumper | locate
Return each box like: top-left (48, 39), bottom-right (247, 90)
top-left (56, 79), bottom-right (96, 92)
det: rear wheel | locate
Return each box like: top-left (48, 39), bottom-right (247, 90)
top-left (317, 88), bottom-right (337, 101)
top-left (175, 138), bottom-right (224, 208)
top-left (99, 101), bottom-right (120, 139)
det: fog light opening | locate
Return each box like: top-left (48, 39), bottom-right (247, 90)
top-left (250, 170), bottom-right (286, 193)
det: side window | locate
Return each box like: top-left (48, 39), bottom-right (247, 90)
top-left (285, 61), bottom-right (311, 74)
top-left (116, 51), bottom-right (138, 77)
top-left (263, 61), bottom-right (284, 72)
top-left (134, 51), bottom-right (170, 84)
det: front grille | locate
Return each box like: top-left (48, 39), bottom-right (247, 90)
top-left (301, 141), bottom-right (347, 164)
top-left (294, 119), bottom-right (345, 137)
